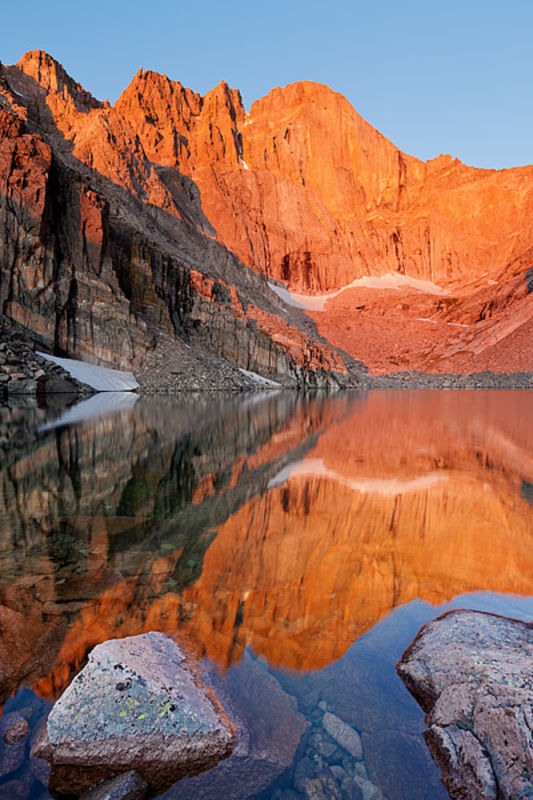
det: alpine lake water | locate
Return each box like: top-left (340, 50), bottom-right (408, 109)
top-left (1, 388), bottom-right (532, 800)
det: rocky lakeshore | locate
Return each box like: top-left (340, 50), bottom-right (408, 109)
top-left (397, 610), bottom-right (533, 800)
top-left (33, 633), bottom-right (234, 797)
top-left (2, 321), bottom-right (533, 398)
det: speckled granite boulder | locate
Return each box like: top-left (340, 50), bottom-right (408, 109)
top-left (33, 632), bottom-right (234, 795)
top-left (397, 610), bottom-right (533, 800)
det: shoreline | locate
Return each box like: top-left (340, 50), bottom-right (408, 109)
top-left (1, 323), bottom-right (532, 400)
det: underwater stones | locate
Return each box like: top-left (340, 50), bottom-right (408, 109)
top-left (167, 651), bottom-right (308, 799)
top-left (0, 712), bottom-right (29, 778)
top-left (80, 770), bottom-right (148, 800)
top-left (397, 609), bottom-right (533, 800)
top-left (302, 770), bottom-right (342, 800)
top-left (33, 632), bottom-right (234, 795)
top-left (0, 779), bottom-right (29, 799)
top-left (3, 716), bottom-right (29, 744)
top-left (322, 712), bottom-right (362, 760)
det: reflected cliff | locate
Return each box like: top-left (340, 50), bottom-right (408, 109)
top-left (0, 391), bottom-right (346, 703)
top-left (1, 391), bottom-right (532, 702)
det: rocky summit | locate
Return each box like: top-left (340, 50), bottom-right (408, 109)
top-left (0, 50), bottom-right (533, 384)
top-left (396, 610), bottom-right (533, 800)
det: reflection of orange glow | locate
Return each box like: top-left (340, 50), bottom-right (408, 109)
top-left (24, 392), bottom-right (533, 697)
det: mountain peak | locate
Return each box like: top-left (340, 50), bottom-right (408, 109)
top-left (16, 49), bottom-right (102, 111)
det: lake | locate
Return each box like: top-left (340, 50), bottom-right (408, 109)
top-left (1, 389), bottom-right (532, 799)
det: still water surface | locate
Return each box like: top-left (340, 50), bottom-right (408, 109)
top-left (1, 390), bottom-right (532, 799)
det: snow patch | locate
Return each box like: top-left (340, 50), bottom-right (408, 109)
top-left (239, 368), bottom-right (282, 388)
top-left (268, 274), bottom-right (449, 312)
top-left (267, 282), bottom-right (307, 309)
top-left (268, 457), bottom-right (446, 495)
top-left (37, 352), bottom-right (139, 391)
top-left (12, 89), bottom-right (32, 101)
top-left (38, 392), bottom-right (138, 432)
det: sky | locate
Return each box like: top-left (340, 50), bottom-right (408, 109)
top-left (1, 0), bottom-right (532, 169)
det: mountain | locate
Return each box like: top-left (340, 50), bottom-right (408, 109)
top-left (1, 50), bottom-right (532, 379)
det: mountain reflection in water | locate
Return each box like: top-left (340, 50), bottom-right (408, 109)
top-left (0, 390), bottom-right (532, 800)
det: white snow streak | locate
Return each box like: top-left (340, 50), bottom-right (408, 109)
top-left (239, 368), bottom-right (282, 388)
top-left (37, 352), bottom-right (139, 391)
top-left (268, 458), bottom-right (446, 494)
top-left (268, 274), bottom-right (449, 312)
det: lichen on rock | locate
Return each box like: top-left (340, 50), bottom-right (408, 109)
top-left (33, 632), bottom-right (234, 796)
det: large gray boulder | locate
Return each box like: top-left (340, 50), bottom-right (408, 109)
top-left (33, 632), bottom-right (234, 795)
top-left (397, 609), bottom-right (533, 800)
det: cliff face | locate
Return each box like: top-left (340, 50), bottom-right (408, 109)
top-left (1, 49), bottom-right (533, 377)
top-left (114, 73), bottom-right (533, 294)
top-left (0, 52), bottom-right (352, 387)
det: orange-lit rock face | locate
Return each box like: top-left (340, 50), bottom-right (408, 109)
top-left (4, 391), bottom-right (531, 701)
top-left (9, 52), bottom-right (533, 296)
top-left (308, 259), bottom-right (533, 374)
top-left (113, 75), bottom-right (533, 293)
top-left (4, 51), bottom-right (533, 374)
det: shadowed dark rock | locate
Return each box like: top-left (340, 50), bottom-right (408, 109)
top-left (33, 632), bottom-right (234, 796)
top-left (80, 770), bottom-right (148, 800)
top-left (397, 609), bottom-right (533, 800)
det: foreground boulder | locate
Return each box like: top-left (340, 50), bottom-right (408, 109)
top-left (33, 632), bottom-right (234, 796)
top-left (397, 609), bottom-right (533, 800)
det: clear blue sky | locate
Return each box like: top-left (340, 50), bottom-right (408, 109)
top-left (1, 0), bottom-right (531, 169)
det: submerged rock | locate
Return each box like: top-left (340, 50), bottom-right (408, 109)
top-left (80, 770), bottom-right (148, 800)
top-left (397, 609), bottom-right (533, 800)
top-left (33, 632), bottom-right (234, 796)
top-left (0, 711), bottom-right (28, 779)
top-left (3, 715), bottom-right (29, 745)
top-left (321, 711), bottom-right (362, 760)
top-left (167, 650), bottom-right (308, 799)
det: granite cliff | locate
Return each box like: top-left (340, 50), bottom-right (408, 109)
top-left (0, 52), bottom-right (353, 389)
top-left (1, 50), bottom-right (532, 379)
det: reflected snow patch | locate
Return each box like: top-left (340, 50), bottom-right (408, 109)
top-left (38, 392), bottom-right (139, 432)
top-left (268, 457), bottom-right (447, 495)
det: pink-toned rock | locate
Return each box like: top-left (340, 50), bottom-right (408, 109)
top-left (33, 632), bottom-right (234, 795)
top-left (397, 610), bottom-right (533, 800)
